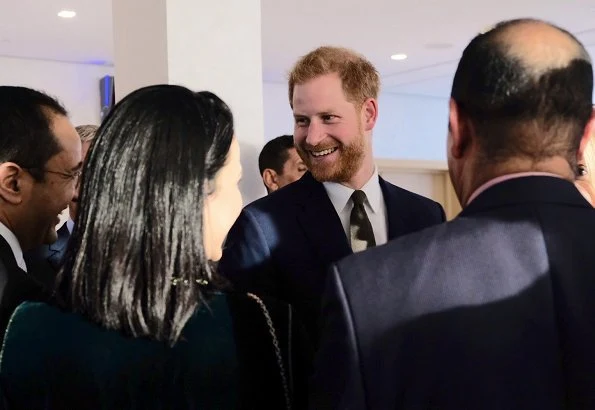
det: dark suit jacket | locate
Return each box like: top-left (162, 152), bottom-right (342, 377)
top-left (312, 176), bottom-right (595, 409)
top-left (23, 223), bottom-right (70, 290)
top-left (0, 236), bottom-right (47, 339)
top-left (219, 172), bottom-right (445, 346)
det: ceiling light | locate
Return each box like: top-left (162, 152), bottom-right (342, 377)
top-left (58, 10), bottom-right (76, 18)
top-left (390, 53), bottom-right (408, 61)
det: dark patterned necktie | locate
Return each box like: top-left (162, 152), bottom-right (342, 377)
top-left (350, 190), bottom-right (376, 252)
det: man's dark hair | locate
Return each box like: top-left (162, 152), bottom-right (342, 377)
top-left (0, 86), bottom-right (67, 181)
top-left (451, 18), bottom-right (593, 167)
top-left (258, 134), bottom-right (295, 175)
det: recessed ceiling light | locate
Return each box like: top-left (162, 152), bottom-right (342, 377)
top-left (58, 10), bottom-right (76, 18)
top-left (390, 53), bottom-right (408, 61)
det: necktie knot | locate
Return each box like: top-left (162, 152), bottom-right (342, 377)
top-left (351, 190), bottom-right (367, 207)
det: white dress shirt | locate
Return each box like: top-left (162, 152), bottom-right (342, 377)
top-left (323, 168), bottom-right (388, 247)
top-left (0, 221), bottom-right (27, 272)
top-left (66, 219), bottom-right (74, 234)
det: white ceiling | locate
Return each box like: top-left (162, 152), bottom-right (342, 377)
top-left (1, 0), bottom-right (594, 99)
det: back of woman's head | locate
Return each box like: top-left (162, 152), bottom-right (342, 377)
top-left (58, 85), bottom-right (235, 345)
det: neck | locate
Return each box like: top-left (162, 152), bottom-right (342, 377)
top-left (0, 212), bottom-right (14, 235)
top-left (461, 156), bottom-right (575, 205)
top-left (0, 211), bottom-right (24, 247)
top-left (342, 158), bottom-right (375, 190)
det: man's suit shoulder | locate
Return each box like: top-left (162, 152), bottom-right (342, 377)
top-left (332, 208), bottom-right (557, 318)
top-left (328, 217), bottom-right (492, 341)
top-left (381, 179), bottom-right (444, 216)
top-left (336, 217), bottom-right (451, 281)
top-left (242, 177), bottom-right (311, 217)
top-left (224, 180), bottom-right (311, 259)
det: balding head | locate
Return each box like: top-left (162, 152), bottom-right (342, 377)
top-left (497, 20), bottom-right (590, 72)
top-left (451, 18), bottom-right (593, 167)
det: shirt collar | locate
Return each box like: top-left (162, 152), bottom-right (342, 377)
top-left (323, 168), bottom-right (382, 214)
top-left (467, 172), bottom-right (563, 205)
top-left (66, 219), bottom-right (74, 234)
top-left (0, 221), bottom-right (27, 272)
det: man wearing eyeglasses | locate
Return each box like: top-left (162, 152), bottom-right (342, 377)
top-left (25, 125), bottom-right (97, 276)
top-left (0, 86), bottom-right (82, 338)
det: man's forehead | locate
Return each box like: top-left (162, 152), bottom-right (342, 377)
top-left (292, 75), bottom-right (346, 108)
top-left (288, 148), bottom-right (305, 163)
top-left (51, 115), bottom-right (79, 142)
top-left (48, 115), bottom-right (82, 166)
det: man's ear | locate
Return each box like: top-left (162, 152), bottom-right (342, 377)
top-left (448, 99), bottom-right (473, 159)
top-left (262, 169), bottom-right (279, 193)
top-left (361, 98), bottom-right (378, 132)
top-left (0, 163), bottom-right (25, 205)
top-left (577, 107), bottom-right (595, 163)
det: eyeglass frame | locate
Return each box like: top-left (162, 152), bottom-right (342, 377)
top-left (21, 167), bottom-right (82, 183)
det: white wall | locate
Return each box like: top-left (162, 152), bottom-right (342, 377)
top-left (0, 60), bottom-right (457, 164)
top-left (262, 82), bottom-right (449, 162)
top-left (0, 56), bottom-right (113, 126)
top-left (263, 82), bottom-right (294, 140)
top-left (375, 93), bottom-right (448, 161)
top-left (2, 59), bottom-right (593, 164)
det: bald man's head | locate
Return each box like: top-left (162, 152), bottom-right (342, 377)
top-left (451, 18), bottom-right (593, 167)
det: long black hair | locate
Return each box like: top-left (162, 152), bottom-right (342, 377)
top-left (57, 85), bottom-right (234, 345)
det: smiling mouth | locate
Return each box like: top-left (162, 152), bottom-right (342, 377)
top-left (310, 147), bottom-right (338, 157)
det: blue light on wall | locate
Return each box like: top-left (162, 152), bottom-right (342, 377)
top-left (99, 75), bottom-right (115, 122)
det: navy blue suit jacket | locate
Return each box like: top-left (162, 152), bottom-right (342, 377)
top-left (24, 223), bottom-right (69, 291)
top-left (0, 235), bottom-right (48, 340)
top-left (312, 176), bottom-right (595, 409)
top-left (219, 172), bottom-right (445, 345)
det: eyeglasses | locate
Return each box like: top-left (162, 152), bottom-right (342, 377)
top-left (22, 167), bottom-right (82, 182)
top-left (44, 169), bottom-right (82, 181)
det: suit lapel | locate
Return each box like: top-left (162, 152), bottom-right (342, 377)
top-left (0, 234), bottom-right (42, 293)
top-left (295, 173), bottom-right (352, 265)
top-left (296, 175), bottom-right (412, 259)
top-left (379, 177), bottom-right (408, 240)
top-left (47, 224), bottom-right (70, 269)
top-left (0, 236), bottom-right (22, 276)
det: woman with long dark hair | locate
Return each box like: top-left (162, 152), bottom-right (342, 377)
top-left (0, 85), bottom-right (310, 409)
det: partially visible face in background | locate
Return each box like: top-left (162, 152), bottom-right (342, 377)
top-left (22, 113), bottom-right (82, 247)
top-left (68, 140), bottom-right (92, 220)
top-left (265, 147), bottom-right (307, 192)
top-left (575, 129), bottom-right (595, 207)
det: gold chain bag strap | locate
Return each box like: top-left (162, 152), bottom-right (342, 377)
top-left (246, 293), bottom-right (291, 410)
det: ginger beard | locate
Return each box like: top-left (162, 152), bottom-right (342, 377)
top-left (295, 119), bottom-right (366, 184)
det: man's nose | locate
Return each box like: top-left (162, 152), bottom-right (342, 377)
top-left (305, 121), bottom-right (325, 146)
